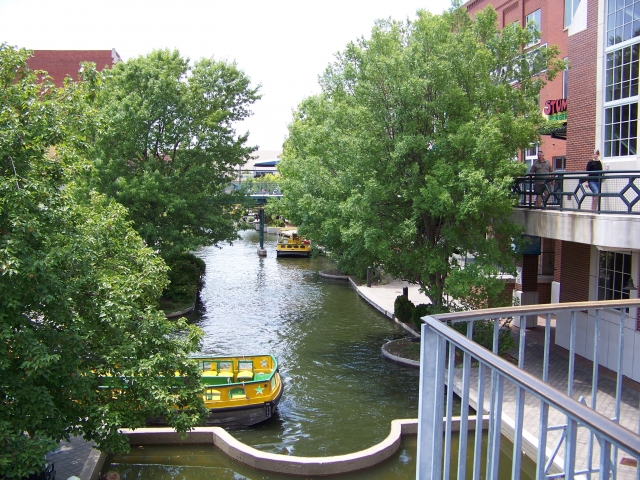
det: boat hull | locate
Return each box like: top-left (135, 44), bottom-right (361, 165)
top-left (276, 248), bottom-right (311, 258)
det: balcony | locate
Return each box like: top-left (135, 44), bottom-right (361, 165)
top-left (512, 171), bottom-right (640, 249)
top-left (417, 300), bottom-right (640, 479)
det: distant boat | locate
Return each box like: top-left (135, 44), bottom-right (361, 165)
top-left (276, 229), bottom-right (311, 258)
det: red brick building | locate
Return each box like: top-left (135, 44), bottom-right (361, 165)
top-left (464, 0), bottom-right (640, 382)
top-left (26, 49), bottom-right (122, 86)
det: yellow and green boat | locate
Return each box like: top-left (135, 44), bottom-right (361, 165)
top-left (100, 354), bottom-right (283, 427)
top-left (193, 354), bottom-right (283, 427)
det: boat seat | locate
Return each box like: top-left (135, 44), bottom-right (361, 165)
top-left (253, 372), bottom-right (271, 382)
top-left (236, 360), bottom-right (254, 380)
top-left (216, 361), bottom-right (234, 380)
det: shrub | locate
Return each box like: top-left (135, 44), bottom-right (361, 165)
top-left (411, 304), bottom-right (431, 330)
top-left (394, 295), bottom-right (415, 323)
top-left (163, 253), bottom-right (206, 304)
top-left (450, 318), bottom-right (515, 357)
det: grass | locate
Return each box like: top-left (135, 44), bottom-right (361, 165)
top-left (384, 337), bottom-right (421, 362)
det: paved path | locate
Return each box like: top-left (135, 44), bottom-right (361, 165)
top-left (46, 277), bottom-right (640, 479)
top-left (355, 279), bottom-right (640, 478)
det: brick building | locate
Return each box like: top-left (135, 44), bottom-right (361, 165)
top-left (465, 0), bottom-right (640, 382)
top-left (26, 49), bottom-right (122, 86)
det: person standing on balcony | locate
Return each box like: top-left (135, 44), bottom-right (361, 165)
top-left (586, 149), bottom-right (603, 211)
top-left (528, 150), bottom-right (553, 207)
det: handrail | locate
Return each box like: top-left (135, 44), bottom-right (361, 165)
top-left (423, 312), bottom-right (640, 457)
top-left (513, 169), bottom-right (640, 213)
top-left (433, 298), bottom-right (640, 323)
top-left (417, 298), bottom-right (640, 480)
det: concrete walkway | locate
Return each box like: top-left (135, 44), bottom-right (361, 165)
top-left (355, 279), bottom-right (640, 478)
top-left (46, 276), bottom-right (640, 479)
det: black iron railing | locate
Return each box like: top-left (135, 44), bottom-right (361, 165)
top-left (513, 170), bottom-right (640, 214)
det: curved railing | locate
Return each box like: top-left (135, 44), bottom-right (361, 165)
top-left (513, 170), bottom-right (640, 213)
top-left (418, 299), bottom-right (640, 480)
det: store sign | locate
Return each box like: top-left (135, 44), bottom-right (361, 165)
top-left (544, 98), bottom-right (567, 121)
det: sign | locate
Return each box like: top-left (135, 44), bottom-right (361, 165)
top-left (544, 98), bottom-right (567, 122)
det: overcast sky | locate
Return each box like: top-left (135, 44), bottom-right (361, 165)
top-left (1, 0), bottom-right (450, 152)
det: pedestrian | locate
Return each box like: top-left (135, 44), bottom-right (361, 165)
top-left (528, 150), bottom-right (553, 207)
top-left (586, 149), bottom-right (603, 211)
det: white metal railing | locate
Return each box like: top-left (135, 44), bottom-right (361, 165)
top-left (417, 300), bottom-right (640, 480)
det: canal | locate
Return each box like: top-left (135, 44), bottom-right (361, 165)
top-left (101, 230), bottom-right (536, 479)
top-left (104, 229), bottom-right (422, 477)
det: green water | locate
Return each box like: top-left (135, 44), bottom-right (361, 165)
top-left (101, 231), bottom-right (534, 478)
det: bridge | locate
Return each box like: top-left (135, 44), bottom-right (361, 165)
top-left (227, 177), bottom-right (283, 255)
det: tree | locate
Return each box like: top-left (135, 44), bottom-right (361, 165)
top-left (89, 49), bottom-right (261, 260)
top-left (0, 44), bottom-right (206, 478)
top-left (279, 7), bottom-right (563, 309)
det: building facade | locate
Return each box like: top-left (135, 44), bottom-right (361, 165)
top-left (465, 0), bottom-right (640, 382)
top-left (26, 49), bottom-right (121, 86)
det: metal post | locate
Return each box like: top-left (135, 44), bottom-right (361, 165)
top-left (417, 321), bottom-right (446, 480)
top-left (403, 286), bottom-right (408, 298)
top-left (367, 267), bottom-right (371, 288)
top-left (259, 208), bottom-right (265, 249)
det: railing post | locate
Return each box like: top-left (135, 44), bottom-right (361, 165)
top-left (417, 320), bottom-right (446, 480)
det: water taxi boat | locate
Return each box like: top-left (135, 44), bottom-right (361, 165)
top-left (276, 229), bottom-right (311, 258)
top-left (143, 354), bottom-right (283, 428)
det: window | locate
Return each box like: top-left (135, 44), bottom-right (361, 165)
top-left (524, 145), bottom-right (538, 171)
top-left (565, 0), bottom-right (580, 28)
top-left (605, 44), bottom-right (639, 101)
top-left (526, 9), bottom-right (542, 46)
top-left (553, 156), bottom-right (566, 171)
top-left (606, 0), bottom-right (640, 47)
top-left (598, 251), bottom-right (632, 302)
top-left (604, 103), bottom-right (638, 156)
top-left (604, 0), bottom-right (640, 158)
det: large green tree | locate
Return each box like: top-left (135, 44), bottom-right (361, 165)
top-left (280, 7), bottom-right (563, 309)
top-left (89, 49), bottom-right (261, 260)
top-left (0, 45), bottom-right (206, 478)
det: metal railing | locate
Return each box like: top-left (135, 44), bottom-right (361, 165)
top-left (417, 300), bottom-right (640, 480)
top-left (514, 170), bottom-right (640, 214)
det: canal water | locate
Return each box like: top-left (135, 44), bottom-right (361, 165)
top-left (104, 229), bottom-right (422, 477)
top-left (101, 230), bottom-right (536, 478)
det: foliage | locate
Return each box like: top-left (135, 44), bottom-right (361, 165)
top-left (89, 49), bottom-right (261, 260)
top-left (279, 6), bottom-right (564, 309)
top-left (163, 253), bottom-right (206, 304)
top-left (450, 319), bottom-right (515, 357)
top-left (0, 44), bottom-right (207, 478)
top-left (411, 304), bottom-right (431, 330)
top-left (394, 295), bottom-right (415, 323)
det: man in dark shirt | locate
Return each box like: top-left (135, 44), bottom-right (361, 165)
top-left (528, 150), bottom-right (553, 207)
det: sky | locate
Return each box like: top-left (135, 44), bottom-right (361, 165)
top-left (0, 0), bottom-right (450, 152)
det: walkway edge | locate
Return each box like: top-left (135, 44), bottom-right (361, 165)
top-left (113, 417), bottom-right (488, 477)
top-left (80, 449), bottom-right (107, 480)
top-left (381, 341), bottom-right (420, 368)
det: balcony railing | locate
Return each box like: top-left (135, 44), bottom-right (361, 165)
top-left (513, 170), bottom-right (640, 214)
top-left (417, 300), bottom-right (640, 480)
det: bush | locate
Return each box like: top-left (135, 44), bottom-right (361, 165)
top-left (163, 253), bottom-right (206, 304)
top-left (450, 318), bottom-right (515, 357)
top-left (411, 304), bottom-right (431, 329)
top-left (394, 295), bottom-right (415, 323)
